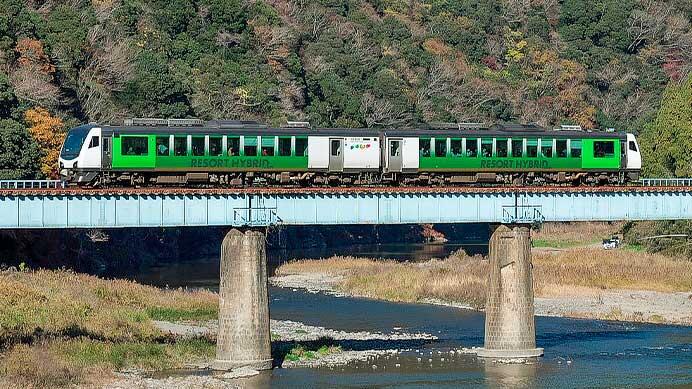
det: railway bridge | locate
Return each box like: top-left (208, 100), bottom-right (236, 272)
top-left (2, 180), bottom-right (691, 368)
top-left (1, 180), bottom-right (692, 228)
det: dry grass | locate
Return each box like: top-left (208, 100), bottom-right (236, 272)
top-left (533, 248), bottom-right (692, 295)
top-left (277, 248), bottom-right (692, 309)
top-left (278, 252), bottom-right (489, 308)
top-left (0, 269), bottom-right (218, 388)
top-left (0, 269), bottom-right (217, 346)
top-left (276, 256), bottom-right (381, 276)
top-left (532, 222), bottom-right (623, 247)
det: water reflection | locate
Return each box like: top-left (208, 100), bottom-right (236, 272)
top-left (222, 371), bottom-right (272, 389)
top-left (483, 360), bottom-right (537, 388)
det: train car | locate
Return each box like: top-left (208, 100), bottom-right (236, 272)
top-left (59, 119), bottom-right (641, 187)
top-left (59, 119), bottom-right (381, 186)
top-left (381, 124), bottom-right (641, 185)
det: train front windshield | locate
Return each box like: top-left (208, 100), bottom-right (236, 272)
top-left (60, 126), bottom-right (90, 160)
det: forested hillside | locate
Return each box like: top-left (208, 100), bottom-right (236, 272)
top-left (0, 0), bottom-right (690, 178)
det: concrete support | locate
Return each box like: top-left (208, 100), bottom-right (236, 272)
top-left (477, 225), bottom-right (543, 358)
top-left (213, 229), bottom-right (272, 370)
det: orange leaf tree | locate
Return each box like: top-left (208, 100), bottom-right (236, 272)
top-left (24, 108), bottom-right (65, 178)
top-left (15, 38), bottom-right (55, 75)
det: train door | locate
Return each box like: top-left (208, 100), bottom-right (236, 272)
top-left (102, 135), bottom-right (112, 169)
top-left (388, 138), bottom-right (403, 172)
top-left (328, 138), bottom-right (344, 172)
top-left (80, 128), bottom-right (102, 169)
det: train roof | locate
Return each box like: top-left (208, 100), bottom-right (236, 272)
top-left (384, 123), bottom-right (626, 139)
top-left (83, 120), bottom-right (627, 139)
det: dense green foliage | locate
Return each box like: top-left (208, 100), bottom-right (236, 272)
top-left (0, 0), bottom-right (690, 178)
top-left (639, 76), bottom-right (692, 176)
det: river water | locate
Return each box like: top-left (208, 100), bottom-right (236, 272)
top-left (132, 243), bottom-right (692, 388)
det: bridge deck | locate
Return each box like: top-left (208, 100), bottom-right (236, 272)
top-left (1, 186), bottom-right (690, 229)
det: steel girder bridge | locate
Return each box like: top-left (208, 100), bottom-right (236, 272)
top-left (1, 182), bottom-right (691, 229)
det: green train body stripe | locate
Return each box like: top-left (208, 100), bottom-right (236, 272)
top-left (109, 133), bottom-right (623, 172)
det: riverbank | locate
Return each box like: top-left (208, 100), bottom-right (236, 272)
top-left (106, 318), bottom-right (440, 389)
top-left (273, 247), bottom-right (692, 326)
top-left (0, 268), bottom-right (439, 388)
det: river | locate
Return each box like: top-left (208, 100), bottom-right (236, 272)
top-left (131, 243), bottom-right (692, 388)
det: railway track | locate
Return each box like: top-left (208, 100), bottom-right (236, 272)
top-left (1, 180), bottom-right (692, 196)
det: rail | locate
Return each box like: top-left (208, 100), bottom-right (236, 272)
top-left (0, 180), bottom-right (65, 190)
top-left (639, 178), bottom-right (692, 186)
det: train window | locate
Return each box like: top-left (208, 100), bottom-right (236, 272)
top-left (278, 137), bottom-right (291, 156)
top-left (594, 141), bottom-right (614, 158)
top-left (89, 136), bottom-right (99, 148)
top-left (261, 136), bottom-right (275, 156)
top-left (570, 140), bottom-right (582, 158)
top-left (481, 139), bottom-right (492, 157)
top-left (122, 136), bottom-right (148, 156)
top-left (556, 140), bottom-right (568, 158)
top-left (527, 139), bottom-right (538, 157)
top-left (244, 136), bottom-right (258, 156)
top-left (419, 138), bottom-right (431, 157)
top-left (174, 137), bottom-right (187, 156)
top-left (450, 139), bottom-right (462, 157)
top-left (390, 141), bottom-right (401, 157)
top-left (465, 138), bottom-right (478, 157)
top-left (209, 137), bottom-right (223, 157)
top-left (435, 138), bottom-right (447, 157)
top-left (629, 141), bottom-right (637, 152)
top-left (156, 136), bottom-right (169, 156)
top-left (191, 137), bottom-right (205, 156)
top-left (541, 139), bottom-right (553, 158)
top-left (496, 139), bottom-right (508, 157)
top-left (228, 137), bottom-right (240, 156)
top-left (295, 137), bottom-right (308, 157)
top-left (511, 139), bottom-right (523, 157)
top-left (331, 139), bottom-right (341, 156)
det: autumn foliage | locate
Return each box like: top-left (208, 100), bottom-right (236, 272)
top-left (15, 38), bottom-right (55, 75)
top-left (24, 108), bottom-right (65, 178)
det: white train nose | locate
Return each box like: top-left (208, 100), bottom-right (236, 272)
top-left (60, 159), bottom-right (77, 169)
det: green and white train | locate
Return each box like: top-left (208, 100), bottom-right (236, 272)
top-left (58, 119), bottom-right (641, 187)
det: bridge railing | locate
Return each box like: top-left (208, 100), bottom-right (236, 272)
top-left (502, 204), bottom-right (545, 224)
top-left (0, 180), bottom-right (65, 190)
top-left (640, 178), bottom-right (692, 186)
top-left (232, 207), bottom-right (281, 227)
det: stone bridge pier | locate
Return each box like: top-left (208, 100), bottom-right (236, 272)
top-left (213, 229), bottom-right (272, 371)
top-left (477, 225), bottom-right (543, 358)
top-left (209, 225), bottom-right (542, 370)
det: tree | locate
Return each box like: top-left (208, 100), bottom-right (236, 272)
top-left (9, 38), bottom-right (62, 108)
top-left (0, 71), bottom-right (17, 117)
top-left (0, 119), bottom-right (40, 179)
top-left (639, 75), bottom-right (692, 177)
top-left (119, 52), bottom-right (192, 118)
top-left (44, 5), bottom-right (95, 74)
top-left (559, 0), bottom-right (636, 75)
top-left (77, 26), bottom-right (137, 122)
top-left (360, 92), bottom-right (411, 127)
top-left (24, 107), bottom-right (65, 178)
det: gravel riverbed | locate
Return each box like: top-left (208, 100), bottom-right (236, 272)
top-left (105, 318), bottom-right (438, 388)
